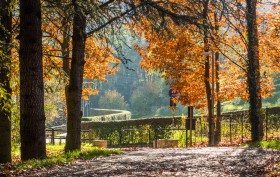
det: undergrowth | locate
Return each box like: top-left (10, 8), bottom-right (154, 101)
top-left (243, 140), bottom-right (280, 151)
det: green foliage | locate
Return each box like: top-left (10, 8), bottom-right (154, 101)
top-left (222, 98), bottom-right (249, 113)
top-left (243, 140), bottom-right (280, 151)
top-left (0, 83), bottom-right (12, 113)
top-left (154, 105), bottom-right (188, 117)
top-left (44, 79), bottom-right (65, 124)
top-left (82, 116), bottom-right (183, 146)
top-left (11, 98), bottom-right (20, 145)
top-left (98, 90), bottom-right (127, 110)
top-left (130, 81), bottom-right (163, 117)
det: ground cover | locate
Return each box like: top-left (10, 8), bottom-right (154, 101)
top-left (0, 144), bottom-right (122, 176)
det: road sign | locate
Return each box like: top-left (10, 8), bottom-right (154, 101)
top-left (169, 88), bottom-right (179, 98)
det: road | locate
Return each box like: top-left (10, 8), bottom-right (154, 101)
top-left (15, 147), bottom-right (279, 177)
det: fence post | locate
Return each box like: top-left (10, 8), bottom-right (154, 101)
top-left (188, 106), bottom-right (193, 147)
top-left (185, 120), bottom-right (188, 147)
top-left (119, 130), bottom-right (122, 146)
top-left (200, 117), bottom-right (203, 143)
top-left (230, 114), bottom-right (232, 145)
top-left (51, 128), bottom-right (55, 145)
top-left (241, 113), bottom-right (244, 143)
top-left (148, 129), bottom-right (151, 145)
top-left (155, 128), bottom-right (158, 148)
top-left (89, 129), bottom-right (93, 144)
top-left (266, 107), bottom-right (268, 141)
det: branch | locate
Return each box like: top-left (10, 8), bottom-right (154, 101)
top-left (86, 3), bottom-right (145, 37)
top-left (146, 0), bottom-right (208, 29)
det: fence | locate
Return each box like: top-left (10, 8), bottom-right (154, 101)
top-left (46, 128), bottom-right (90, 144)
top-left (46, 107), bottom-right (280, 147)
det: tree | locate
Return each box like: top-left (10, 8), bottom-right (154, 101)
top-left (19, 0), bottom-right (46, 160)
top-left (0, 0), bottom-right (13, 163)
top-left (65, 0), bottom-right (87, 152)
top-left (217, 0), bottom-right (276, 141)
top-left (98, 90), bottom-right (127, 110)
top-left (131, 80), bottom-right (165, 117)
top-left (245, 0), bottom-right (261, 142)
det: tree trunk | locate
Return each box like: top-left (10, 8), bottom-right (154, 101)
top-left (19, 0), bottom-right (46, 160)
top-left (0, 0), bottom-right (12, 163)
top-left (246, 0), bottom-right (261, 142)
top-left (65, 0), bottom-right (86, 152)
top-left (214, 51), bottom-right (221, 145)
top-left (214, 13), bottom-right (221, 145)
top-left (62, 15), bottom-right (71, 113)
top-left (202, 0), bottom-right (214, 146)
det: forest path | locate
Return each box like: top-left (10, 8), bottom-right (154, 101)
top-left (16, 147), bottom-right (279, 177)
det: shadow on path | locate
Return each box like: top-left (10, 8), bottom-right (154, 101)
top-left (15, 147), bottom-right (279, 177)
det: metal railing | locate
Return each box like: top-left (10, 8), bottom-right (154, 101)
top-left (46, 107), bottom-right (280, 147)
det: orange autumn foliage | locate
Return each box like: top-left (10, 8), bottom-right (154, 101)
top-left (133, 1), bottom-right (279, 110)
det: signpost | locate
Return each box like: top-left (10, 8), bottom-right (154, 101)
top-left (188, 106), bottom-right (194, 146)
top-left (168, 89), bottom-right (178, 125)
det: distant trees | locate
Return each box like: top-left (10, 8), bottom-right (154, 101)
top-left (131, 80), bottom-right (164, 117)
top-left (98, 90), bottom-right (127, 110)
top-left (0, 0), bottom-right (13, 163)
top-left (19, 0), bottom-right (46, 160)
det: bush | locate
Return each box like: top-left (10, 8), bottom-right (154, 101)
top-left (98, 90), bottom-right (127, 110)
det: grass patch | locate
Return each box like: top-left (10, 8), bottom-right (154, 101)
top-left (1, 144), bottom-right (122, 175)
top-left (243, 140), bottom-right (280, 150)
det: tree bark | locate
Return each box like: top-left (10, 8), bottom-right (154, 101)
top-left (65, 0), bottom-right (86, 152)
top-left (214, 51), bottom-right (221, 145)
top-left (202, 0), bottom-right (214, 146)
top-left (246, 0), bottom-right (261, 142)
top-left (62, 15), bottom-right (71, 112)
top-left (214, 13), bottom-right (221, 145)
top-left (0, 0), bottom-right (12, 163)
top-left (19, 0), bottom-right (46, 160)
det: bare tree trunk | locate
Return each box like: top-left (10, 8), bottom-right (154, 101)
top-left (202, 0), bottom-right (214, 146)
top-left (62, 16), bottom-right (71, 112)
top-left (19, 0), bottom-right (46, 160)
top-left (214, 51), bottom-right (221, 144)
top-left (214, 13), bottom-right (221, 145)
top-left (246, 0), bottom-right (261, 142)
top-left (65, 0), bottom-right (86, 152)
top-left (0, 0), bottom-right (12, 163)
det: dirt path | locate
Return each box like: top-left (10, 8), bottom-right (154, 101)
top-left (15, 147), bottom-right (279, 177)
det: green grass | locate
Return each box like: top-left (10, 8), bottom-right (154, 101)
top-left (1, 144), bottom-right (122, 174)
top-left (243, 140), bottom-right (280, 150)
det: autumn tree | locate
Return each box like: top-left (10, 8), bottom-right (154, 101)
top-left (19, 0), bottom-right (46, 160)
top-left (215, 0), bottom-right (279, 141)
top-left (0, 0), bottom-right (13, 163)
top-left (64, 0), bottom-right (147, 151)
top-left (133, 0), bottom-right (223, 145)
